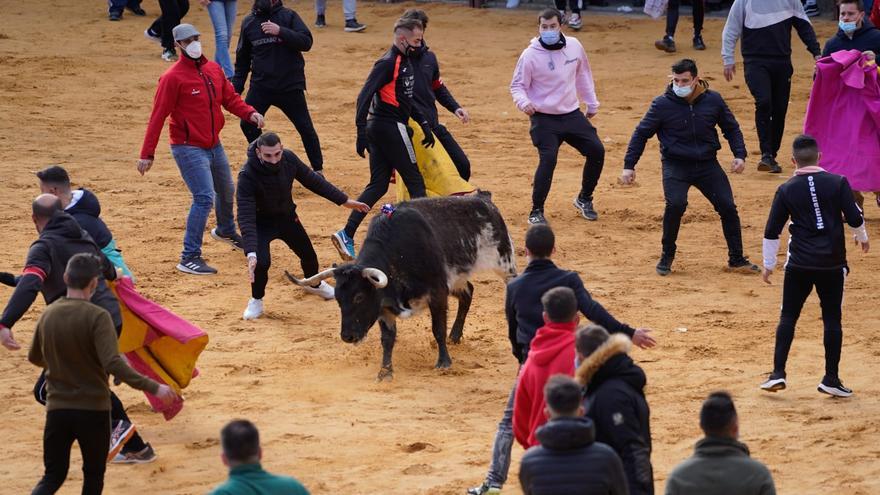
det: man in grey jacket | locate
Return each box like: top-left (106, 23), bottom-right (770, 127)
top-left (665, 392), bottom-right (775, 495)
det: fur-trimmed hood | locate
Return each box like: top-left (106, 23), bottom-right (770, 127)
top-left (575, 333), bottom-right (646, 394)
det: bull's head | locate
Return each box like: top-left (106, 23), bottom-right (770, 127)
top-left (286, 265), bottom-right (389, 344)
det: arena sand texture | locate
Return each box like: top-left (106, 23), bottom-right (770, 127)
top-left (1, 1), bottom-right (878, 493)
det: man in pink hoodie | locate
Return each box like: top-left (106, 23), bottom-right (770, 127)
top-left (510, 8), bottom-right (604, 225)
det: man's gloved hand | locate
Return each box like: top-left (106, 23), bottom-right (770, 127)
top-left (0, 272), bottom-right (17, 287)
top-left (356, 127), bottom-right (368, 158)
top-left (419, 121), bottom-right (435, 148)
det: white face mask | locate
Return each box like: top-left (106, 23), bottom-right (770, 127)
top-left (184, 41), bottom-right (202, 59)
top-left (672, 83), bottom-right (694, 98)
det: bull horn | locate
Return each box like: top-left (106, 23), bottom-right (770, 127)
top-left (285, 268), bottom-right (335, 287)
top-left (362, 267), bottom-right (388, 288)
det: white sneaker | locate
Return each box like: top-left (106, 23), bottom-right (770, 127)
top-left (243, 298), bottom-right (263, 320)
top-left (302, 281), bottom-right (335, 300)
top-left (568, 14), bottom-right (582, 30)
top-left (143, 28), bottom-right (161, 44)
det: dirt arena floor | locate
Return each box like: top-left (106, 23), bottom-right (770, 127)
top-left (1, 1), bottom-right (879, 493)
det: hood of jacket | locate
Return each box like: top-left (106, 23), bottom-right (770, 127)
top-left (535, 416), bottom-right (596, 450)
top-left (694, 436), bottom-right (751, 458)
top-left (575, 333), bottom-right (646, 393)
top-left (529, 320), bottom-right (578, 366)
top-left (67, 189), bottom-right (101, 218)
top-left (41, 211), bottom-right (85, 241)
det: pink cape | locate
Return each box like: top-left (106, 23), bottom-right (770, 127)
top-left (109, 277), bottom-right (208, 420)
top-left (804, 49), bottom-right (880, 191)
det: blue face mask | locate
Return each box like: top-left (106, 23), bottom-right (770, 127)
top-left (672, 84), bottom-right (694, 98)
top-left (540, 29), bottom-right (561, 45)
top-left (839, 20), bottom-right (858, 33)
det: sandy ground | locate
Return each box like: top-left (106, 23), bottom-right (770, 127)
top-left (0, 1), bottom-right (879, 493)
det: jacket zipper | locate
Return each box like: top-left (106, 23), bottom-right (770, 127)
top-left (197, 64), bottom-right (216, 148)
top-left (689, 104), bottom-right (699, 164)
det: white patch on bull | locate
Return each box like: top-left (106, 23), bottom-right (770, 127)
top-left (445, 224), bottom-right (515, 289)
top-left (398, 296), bottom-right (429, 319)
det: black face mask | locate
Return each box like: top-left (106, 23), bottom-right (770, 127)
top-left (253, 0), bottom-right (279, 16)
top-left (401, 39), bottom-right (420, 57)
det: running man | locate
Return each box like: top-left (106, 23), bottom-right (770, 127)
top-left (331, 17), bottom-right (435, 260)
top-left (401, 9), bottom-right (472, 180)
top-left (761, 135), bottom-right (868, 397)
top-left (139, 23), bottom-right (265, 275)
top-left (655, 0), bottom-right (706, 52)
top-left (237, 132), bottom-right (369, 320)
top-left (233, 0), bottom-right (325, 173)
top-left (510, 8), bottom-right (605, 225)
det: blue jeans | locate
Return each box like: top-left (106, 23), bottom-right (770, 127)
top-left (484, 369), bottom-right (519, 488)
top-left (108, 0), bottom-right (141, 14)
top-left (206, 0), bottom-right (237, 78)
top-left (171, 143), bottom-right (237, 260)
top-left (315, 0), bottom-right (356, 20)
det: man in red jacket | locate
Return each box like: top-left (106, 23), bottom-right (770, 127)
top-left (138, 23), bottom-right (265, 275)
top-left (513, 286), bottom-right (580, 449)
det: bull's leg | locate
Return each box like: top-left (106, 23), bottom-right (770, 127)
top-left (430, 294), bottom-right (452, 369)
top-left (377, 316), bottom-right (397, 382)
top-left (449, 281), bottom-right (474, 344)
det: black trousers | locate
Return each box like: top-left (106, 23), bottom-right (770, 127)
top-left (773, 267), bottom-right (846, 380)
top-left (434, 124), bottom-right (471, 181)
top-left (241, 88), bottom-right (324, 171)
top-left (32, 409), bottom-right (110, 495)
top-left (666, 0), bottom-right (704, 37)
top-left (252, 216), bottom-right (319, 299)
top-left (529, 110), bottom-right (605, 210)
top-left (344, 120), bottom-right (427, 237)
top-left (661, 160), bottom-right (744, 261)
top-left (554, 0), bottom-right (582, 15)
top-left (743, 58), bottom-right (793, 158)
top-left (34, 372), bottom-right (146, 454)
top-left (148, 0), bottom-right (190, 50)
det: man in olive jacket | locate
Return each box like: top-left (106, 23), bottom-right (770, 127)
top-left (665, 392), bottom-right (775, 495)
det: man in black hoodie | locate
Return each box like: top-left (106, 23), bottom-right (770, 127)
top-left (822, 0), bottom-right (880, 59)
top-left (519, 375), bottom-right (628, 495)
top-left (400, 9), bottom-right (472, 181)
top-left (621, 59), bottom-right (758, 277)
top-left (233, 0), bottom-right (324, 173)
top-left (331, 17), bottom-right (435, 261)
top-left (576, 325), bottom-right (653, 495)
top-left (35, 166), bottom-right (133, 278)
top-left (0, 195), bottom-right (158, 464)
top-left (237, 132), bottom-right (368, 320)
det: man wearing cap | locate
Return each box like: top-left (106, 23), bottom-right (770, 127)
top-left (139, 23), bottom-right (266, 275)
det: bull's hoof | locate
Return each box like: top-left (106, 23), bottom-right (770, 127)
top-left (435, 358), bottom-right (452, 369)
top-left (449, 333), bottom-right (463, 345)
top-left (376, 367), bottom-right (394, 382)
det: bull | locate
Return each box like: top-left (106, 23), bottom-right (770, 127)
top-left (287, 194), bottom-right (516, 380)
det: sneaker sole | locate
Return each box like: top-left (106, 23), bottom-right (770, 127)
top-left (726, 264), bottom-right (760, 274)
top-left (757, 162), bottom-right (772, 171)
top-left (656, 268), bottom-right (671, 276)
top-left (303, 287), bottom-right (335, 300)
top-left (760, 380), bottom-right (786, 392)
top-left (331, 234), bottom-right (356, 261)
top-left (210, 229), bottom-right (244, 252)
top-left (112, 454), bottom-right (157, 465)
top-left (108, 424), bottom-right (137, 462)
top-left (817, 383), bottom-right (853, 397)
top-left (176, 263), bottom-right (217, 275)
top-left (344, 25), bottom-right (367, 32)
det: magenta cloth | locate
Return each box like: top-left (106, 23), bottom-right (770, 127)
top-left (804, 49), bottom-right (880, 191)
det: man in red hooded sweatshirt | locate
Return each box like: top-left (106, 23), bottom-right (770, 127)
top-left (513, 286), bottom-right (580, 449)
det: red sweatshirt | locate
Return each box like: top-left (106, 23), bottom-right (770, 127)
top-left (140, 56), bottom-right (256, 160)
top-left (513, 320), bottom-right (577, 449)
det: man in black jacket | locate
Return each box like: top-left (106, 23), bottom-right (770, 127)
top-left (237, 132), bottom-right (368, 320)
top-left (400, 9), bottom-right (472, 181)
top-left (0, 195), bottom-right (158, 464)
top-left (621, 59), bottom-right (757, 277)
top-left (760, 134), bottom-right (868, 397)
top-left (576, 325), bottom-right (653, 495)
top-left (233, 0), bottom-right (324, 173)
top-left (331, 17), bottom-right (435, 261)
top-left (721, 0), bottom-right (820, 173)
top-left (822, 0), bottom-right (880, 59)
top-left (36, 166), bottom-right (133, 278)
top-left (519, 375), bottom-right (628, 495)
top-left (468, 224), bottom-right (654, 495)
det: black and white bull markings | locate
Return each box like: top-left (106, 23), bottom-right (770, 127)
top-left (288, 194), bottom-right (516, 380)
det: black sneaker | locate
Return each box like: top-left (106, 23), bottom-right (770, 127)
top-left (161, 48), bottom-right (178, 62)
top-left (757, 153), bottom-right (780, 172)
top-left (211, 228), bottom-right (244, 252)
top-left (527, 209), bottom-right (547, 225)
top-left (344, 18), bottom-right (367, 32)
top-left (176, 257), bottom-right (218, 275)
top-left (573, 196), bottom-right (598, 221)
top-left (693, 35), bottom-right (706, 50)
top-left (109, 11), bottom-right (122, 21)
top-left (768, 162), bottom-right (783, 174)
top-left (654, 35), bottom-right (676, 53)
top-left (818, 377), bottom-right (853, 397)
top-left (728, 257), bottom-right (760, 273)
top-left (656, 254), bottom-right (673, 276)
top-left (315, 14), bottom-right (326, 28)
top-left (126, 4), bottom-right (146, 16)
top-left (760, 371), bottom-right (787, 392)
top-left (108, 420), bottom-right (136, 462)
